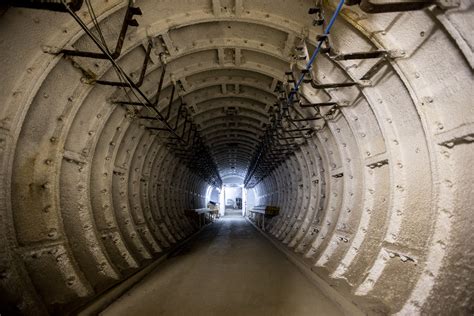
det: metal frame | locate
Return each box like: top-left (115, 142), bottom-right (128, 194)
top-left (57, 0), bottom-right (222, 187)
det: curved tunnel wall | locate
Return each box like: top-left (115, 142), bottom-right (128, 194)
top-left (0, 0), bottom-right (473, 315)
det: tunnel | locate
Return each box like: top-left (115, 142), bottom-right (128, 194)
top-left (0, 0), bottom-right (473, 315)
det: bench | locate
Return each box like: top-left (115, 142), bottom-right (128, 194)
top-left (248, 205), bottom-right (280, 231)
top-left (184, 208), bottom-right (218, 228)
top-left (207, 202), bottom-right (220, 219)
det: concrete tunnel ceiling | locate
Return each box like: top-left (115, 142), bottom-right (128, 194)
top-left (0, 0), bottom-right (473, 315)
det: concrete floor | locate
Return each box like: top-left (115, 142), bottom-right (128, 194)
top-left (224, 208), bottom-right (243, 216)
top-left (101, 216), bottom-right (344, 316)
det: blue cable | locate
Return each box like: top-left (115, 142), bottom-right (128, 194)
top-left (288, 0), bottom-right (345, 104)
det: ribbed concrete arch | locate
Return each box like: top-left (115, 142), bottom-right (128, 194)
top-left (0, 0), bottom-right (473, 315)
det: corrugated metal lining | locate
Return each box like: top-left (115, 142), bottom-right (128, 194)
top-left (0, 0), bottom-right (472, 314)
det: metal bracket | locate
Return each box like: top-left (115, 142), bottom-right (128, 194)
top-left (94, 40), bottom-right (153, 87)
top-left (300, 102), bottom-right (339, 108)
top-left (332, 50), bottom-right (388, 60)
top-left (308, 0), bottom-right (325, 26)
top-left (310, 80), bottom-right (359, 89)
top-left (59, 4), bottom-right (142, 59)
top-left (7, 0), bottom-right (83, 12)
top-left (345, 0), bottom-right (459, 13)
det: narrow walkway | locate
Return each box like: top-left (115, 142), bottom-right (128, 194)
top-left (101, 216), bottom-right (343, 316)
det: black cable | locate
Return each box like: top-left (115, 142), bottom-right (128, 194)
top-left (84, 0), bottom-right (142, 114)
top-left (85, 0), bottom-right (109, 53)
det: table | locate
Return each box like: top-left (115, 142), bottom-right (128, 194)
top-left (248, 206), bottom-right (280, 231)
